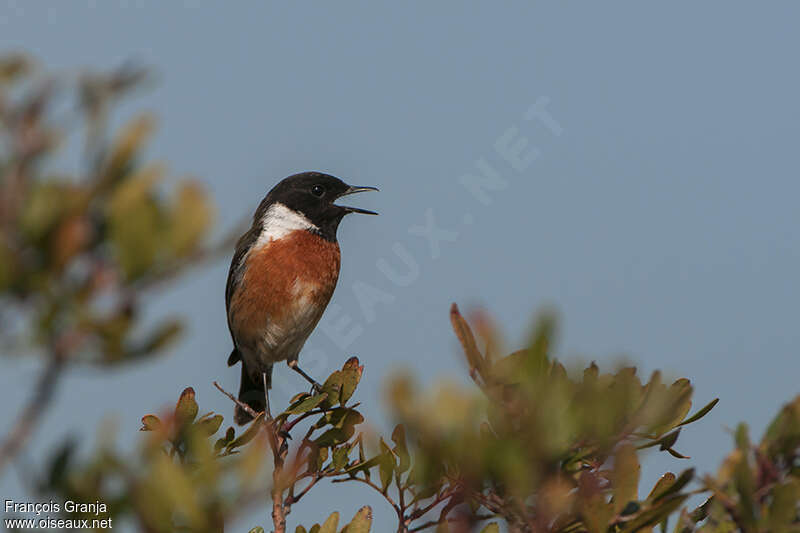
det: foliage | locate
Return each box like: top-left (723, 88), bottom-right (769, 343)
top-left (3, 53), bottom-right (800, 533)
top-left (0, 53), bottom-right (215, 367)
top-left (684, 397), bottom-right (800, 532)
top-left (0, 52), bottom-right (226, 476)
top-left (29, 306), bottom-right (716, 533)
top-left (40, 387), bottom-right (270, 532)
top-left (378, 305), bottom-right (717, 532)
top-left (34, 303), bottom-right (800, 532)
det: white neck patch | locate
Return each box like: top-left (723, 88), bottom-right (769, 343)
top-left (256, 202), bottom-right (318, 246)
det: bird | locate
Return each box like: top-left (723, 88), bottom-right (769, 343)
top-left (225, 172), bottom-right (377, 425)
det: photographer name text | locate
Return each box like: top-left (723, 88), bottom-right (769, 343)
top-left (4, 499), bottom-right (112, 529)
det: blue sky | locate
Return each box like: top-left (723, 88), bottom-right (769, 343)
top-left (2, 2), bottom-right (800, 530)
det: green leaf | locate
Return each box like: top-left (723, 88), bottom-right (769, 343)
top-left (677, 398), bottom-right (719, 427)
top-left (665, 447), bottom-right (690, 459)
top-left (339, 356), bottom-right (363, 406)
top-left (646, 473), bottom-right (676, 502)
top-left (195, 414), bottom-right (223, 436)
top-left (658, 429), bottom-right (681, 451)
top-left (107, 166), bottom-right (165, 279)
top-left (308, 446), bottom-right (329, 473)
top-left (318, 511), bottom-right (339, 533)
top-left (315, 408), bottom-right (364, 434)
top-left (611, 444), bottom-right (640, 513)
top-left (688, 497), bottom-right (712, 523)
top-left (285, 393), bottom-right (328, 415)
top-left (215, 426), bottom-right (235, 451)
top-left (378, 438), bottom-right (396, 492)
top-left (341, 506), bottom-right (371, 533)
top-left (295, 527), bottom-right (308, 533)
top-left (175, 387), bottom-right (198, 426)
top-left (735, 422), bottom-right (751, 451)
top-left (625, 495), bottom-right (688, 531)
top-left (620, 501), bottom-right (640, 516)
top-left (651, 468), bottom-right (694, 502)
top-left (525, 311), bottom-right (556, 379)
top-left (391, 424), bottom-right (411, 474)
top-left (479, 524), bottom-right (499, 533)
top-left (20, 182), bottom-right (73, 242)
top-left (140, 414), bottom-right (162, 432)
top-left (315, 427), bottom-right (356, 448)
top-left (733, 432), bottom-right (757, 528)
top-left (0, 53), bottom-right (31, 83)
top-left (638, 429), bottom-right (681, 451)
top-left (227, 413), bottom-right (264, 450)
top-left (332, 446), bottom-right (350, 471)
top-left (657, 378), bottom-right (693, 432)
top-left (342, 456), bottom-right (381, 476)
top-left (167, 181), bottom-right (213, 257)
top-left (450, 303), bottom-right (486, 377)
top-left (248, 528), bottom-right (264, 533)
top-left (768, 480), bottom-right (800, 529)
top-left (321, 371), bottom-right (345, 409)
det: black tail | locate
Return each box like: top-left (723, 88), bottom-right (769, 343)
top-left (234, 362), bottom-right (272, 425)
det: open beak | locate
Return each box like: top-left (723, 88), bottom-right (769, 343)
top-left (336, 185), bottom-right (379, 215)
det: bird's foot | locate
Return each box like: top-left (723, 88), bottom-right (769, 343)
top-left (288, 360), bottom-right (323, 394)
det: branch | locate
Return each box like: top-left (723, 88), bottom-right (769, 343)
top-left (333, 475), bottom-right (400, 508)
top-left (408, 486), bottom-right (457, 521)
top-left (333, 474), bottom-right (404, 527)
top-left (0, 354), bottom-right (65, 475)
top-left (213, 380), bottom-right (260, 421)
top-left (214, 379), bottom-right (338, 532)
top-left (272, 480), bottom-right (287, 533)
top-left (286, 473), bottom-right (322, 505)
top-left (270, 425), bottom-right (291, 533)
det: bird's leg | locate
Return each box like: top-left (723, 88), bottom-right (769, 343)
top-left (262, 372), bottom-right (272, 419)
top-left (287, 360), bottom-right (323, 393)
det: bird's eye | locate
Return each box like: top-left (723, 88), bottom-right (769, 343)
top-left (311, 184), bottom-right (325, 197)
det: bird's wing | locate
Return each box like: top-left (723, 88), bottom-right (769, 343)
top-left (225, 227), bottom-right (259, 311)
top-left (225, 225), bottom-right (262, 364)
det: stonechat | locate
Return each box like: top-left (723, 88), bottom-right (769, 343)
top-left (225, 172), bottom-right (377, 424)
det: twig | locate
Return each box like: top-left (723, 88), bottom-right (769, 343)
top-left (213, 380), bottom-right (260, 421)
top-left (333, 475), bottom-right (402, 510)
top-left (270, 426), bottom-right (291, 533)
top-left (286, 473), bottom-right (322, 505)
top-left (0, 355), bottom-right (65, 475)
top-left (282, 408), bottom-right (328, 433)
top-left (396, 470), bottom-right (406, 520)
top-left (408, 486), bottom-right (455, 521)
top-left (333, 474), bottom-right (406, 530)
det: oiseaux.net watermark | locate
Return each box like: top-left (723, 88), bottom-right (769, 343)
top-left (274, 96), bottom-right (564, 394)
top-left (4, 499), bottom-right (113, 529)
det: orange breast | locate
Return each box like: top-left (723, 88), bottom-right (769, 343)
top-left (228, 230), bottom-right (341, 352)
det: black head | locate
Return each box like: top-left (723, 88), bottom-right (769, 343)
top-left (256, 172), bottom-right (378, 241)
